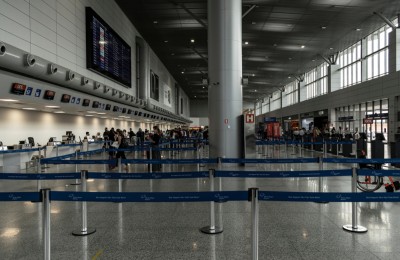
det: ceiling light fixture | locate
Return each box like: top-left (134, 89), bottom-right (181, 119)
top-left (164, 40), bottom-right (168, 43)
top-left (45, 105), bottom-right (60, 108)
top-left (356, 28), bottom-right (361, 31)
top-left (301, 45), bottom-right (305, 48)
top-left (190, 39), bottom-right (195, 43)
top-left (153, 20), bottom-right (158, 24)
top-left (321, 26), bottom-right (327, 30)
top-left (244, 41), bottom-right (249, 45)
top-left (22, 108), bottom-right (37, 110)
top-left (0, 99), bottom-right (18, 102)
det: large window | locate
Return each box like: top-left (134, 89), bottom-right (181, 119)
top-left (150, 70), bottom-right (159, 101)
top-left (304, 63), bottom-right (328, 100)
top-left (282, 81), bottom-right (298, 108)
top-left (365, 22), bottom-right (393, 80)
top-left (339, 42), bottom-right (361, 88)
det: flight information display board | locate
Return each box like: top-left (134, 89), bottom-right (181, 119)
top-left (86, 7), bottom-right (131, 87)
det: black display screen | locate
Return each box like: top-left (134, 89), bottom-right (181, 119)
top-left (127, 109), bottom-right (132, 115)
top-left (43, 90), bottom-right (55, 100)
top-left (82, 99), bottom-right (90, 107)
top-left (105, 104), bottom-right (111, 110)
top-left (61, 94), bottom-right (71, 103)
top-left (10, 83), bottom-right (26, 95)
top-left (122, 108), bottom-right (126, 113)
top-left (113, 106), bottom-right (119, 112)
top-left (92, 101), bottom-right (100, 108)
top-left (86, 7), bottom-right (131, 87)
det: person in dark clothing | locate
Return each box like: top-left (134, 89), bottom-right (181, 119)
top-left (136, 128), bottom-right (144, 146)
top-left (115, 129), bottom-right (128, 171)
top-left (148, 126), bottom-right (162, 171)
top-left (129, 128), bottom-right (136, 144)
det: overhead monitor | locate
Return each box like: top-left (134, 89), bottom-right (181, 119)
top-left (86, 7), bottom-right (131, 87)
top-left (82, 99), bottom-right (90, 107)
top-left (61, 94), bottom-right (71, 103)
top-left (43, 90), bottom-right (55, 100)
top-left (10, 83), bottom-right (27, 95)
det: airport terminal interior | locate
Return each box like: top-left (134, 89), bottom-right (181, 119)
top-left (1, 0), bottom-right (400, 259)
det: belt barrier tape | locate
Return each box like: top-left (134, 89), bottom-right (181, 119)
top-left (259, 191), bottom-right (400, 202)
top-left (215, 169), bottom-right (352, 178)
top-left (0, 192), bottom-right (40, 201)
top-left (0, 173), bottom-right (80, 180)
top-left (50, 191), bottom-right (248, 202)
top-left (88, 171), bottom-right (209, 180)
top-left (221, 158), bottom-right (319, 164)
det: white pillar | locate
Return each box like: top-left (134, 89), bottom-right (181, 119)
top-left (208, 0), bottom-right (243, 158)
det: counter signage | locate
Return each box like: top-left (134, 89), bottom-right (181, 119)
top-left (25, 87), bottom-right (33, 96)
top-left (71, 97), bottom-right (76, 103)
top-left (76, 98), bottom-right (81, 105)
top-left (35, 89), bottom-right (41, 97)
top-left (10, 83), bottom-right (26, 95)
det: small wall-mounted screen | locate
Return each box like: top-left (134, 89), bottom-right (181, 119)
top-left (61, 94), bottom-right (71, 103)
top-left (43, 90), bottom-right (55, 100)
top-left (127, 109), bottom-right (132, 114)
top-left (10, 83), bottom-right (27, 95)
top-left (105, 104), bottom-right (111, 110)
top-left (122, 108), bottom-right (126, 113)
top-left (92, 101), bottom-right (100, 108)
top-left (113, 106), bottom-right (119, 112)
top-left (82, 99), bottom-right (90, 106)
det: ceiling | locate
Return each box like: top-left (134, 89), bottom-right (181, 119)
top-left (116, 0), bottom-right (400, 103)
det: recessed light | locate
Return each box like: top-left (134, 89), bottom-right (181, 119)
top-left (321, 26), bottom-right (327, 30)
top-left (288, 76), bottom-right (291, 79)
top-left (87, 111), bottom-right (97, 113)
top-left (54, 111), bottom-right (65, 114)
top-left (190, 39), bottom-right (195, 43)
top-left (45, 105), bottom-right (60, 108)
top-left (330, 47), bottom-right (333, 50)
top-left (251, 21), bottom-right (256, 25)
top-left (301, 45), bottom-right (305, 48)
top-left (171, 53), bottom-right (175, 56)
top-left (164, 40), bottom-right (168, 43)
top-left (85, 114), bottom-right (94, 117)
top-left (252, 74), bottom-right (255, 77)
top-left (288, 57), bottom-right (292, 60)
top-left (181, 71), bottom-right (184, 74)
top-left (153, 20), bottom-right (158, 24)
top-left (22, 108), bottom-right (37, 110)
top-left (312, 59), bottom-right (316, 62)
top-left (356, 28), bottom-right (361, 31)
top-left (97, 112), bottom-right (106, 115)
top-left (244, 41), bottom-right (249, 45)
top-left (0, 99), bottom-right (18, 102)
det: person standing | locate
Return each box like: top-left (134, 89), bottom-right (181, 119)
top-left (116, 129), bottom-right (128, 171)
top-left (148, 126), bottom-right (162, 172)
top-left (136, 128), bottom-right (144, 146)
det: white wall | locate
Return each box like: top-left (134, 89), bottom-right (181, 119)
top-left (0, 0), bottom-right (189, 116)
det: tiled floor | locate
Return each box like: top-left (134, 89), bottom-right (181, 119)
top-left (0, 143), bottom-right (399, 260)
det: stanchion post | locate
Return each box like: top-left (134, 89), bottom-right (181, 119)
top-left (200, 169), bottom-right (223, 234)
top-left (118, 157), bottom-right (122, 192)
top-left (197, 146), bottom-right (200, 172)
top-left (72, 170), bottom-right (96, 236)
top-left (149, 147), bottom-right (153, 173)
top-left (343, 167), bottom-right (368, 233)
top-left (70, 151), bottom-right (81, 186)
top-left (41, 188), bottom-right (51, 260)
top-left (315, 156), bottom-right (329, 204)
top-left (249, 188), bottom-right (259, 260)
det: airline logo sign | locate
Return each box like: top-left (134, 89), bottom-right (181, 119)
top-left (363, 118), bottom-right (373, 124)
top-left (245, 114), bottom-right (255, 124)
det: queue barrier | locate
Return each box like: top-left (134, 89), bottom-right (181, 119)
top-left (5, 185), bottom-right (400, 260)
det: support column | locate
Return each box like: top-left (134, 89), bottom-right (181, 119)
top-left (208, 0), bottom-right (243, 158)
top-left (389, 28), bottom-right (400, 73)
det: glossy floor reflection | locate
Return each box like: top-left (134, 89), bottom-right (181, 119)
top-left (0, 144), bottom-right (398, 260)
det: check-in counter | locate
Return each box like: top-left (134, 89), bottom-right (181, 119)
top-left (0, 146), bottom-right (45, 171)
top-left (45, 143), bottom-right (81, 158)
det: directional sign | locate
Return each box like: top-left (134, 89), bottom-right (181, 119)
top-left (246, 114), bottom-right (255, 123)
